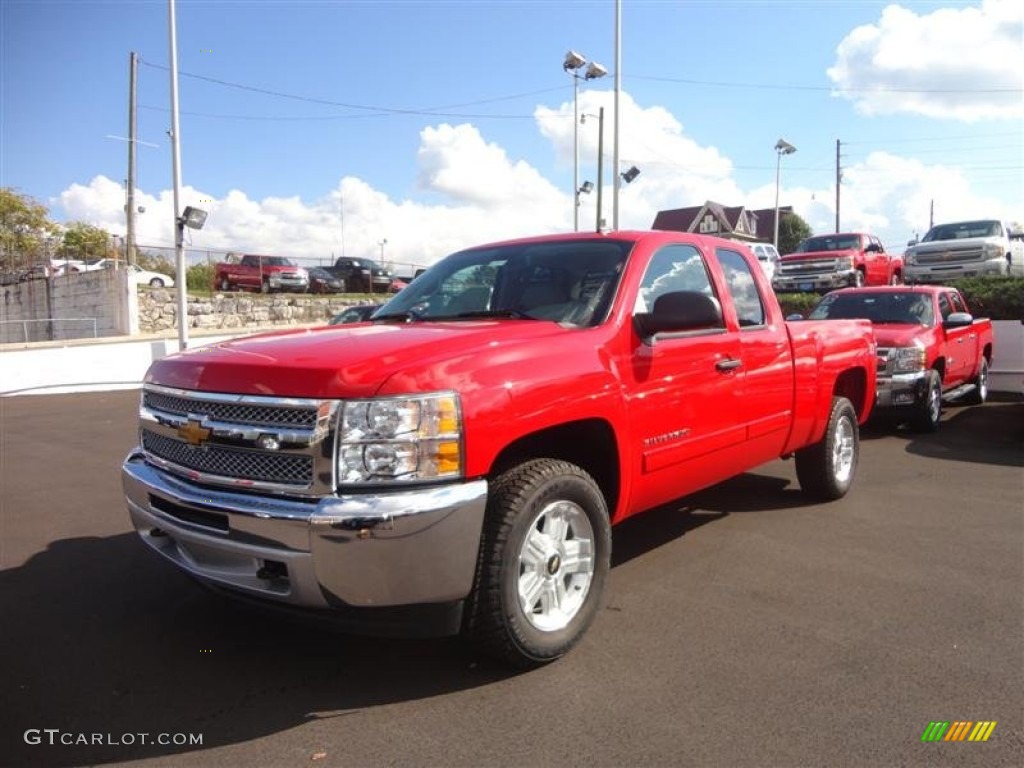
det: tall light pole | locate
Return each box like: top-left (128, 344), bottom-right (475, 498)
top-left (378, 238), bottom-right (387, 261)
top-left (773, 138), bottom-right (797, 251)
top-left (168, 0), bottom-right (188, 350)
top-left (563, 51), bottom-right (606, 231)
top-left (582, 107), bottom-right (605, 231)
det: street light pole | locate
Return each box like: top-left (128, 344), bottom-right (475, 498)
top-left (563, 51), bottom-right (606, 232)
top-left (773, 138), bottom-right (797, 251)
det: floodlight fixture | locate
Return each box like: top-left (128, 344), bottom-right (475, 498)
top-left (563, 50), bottom-right (587, 71)
top-left (578, 180), bottom-right (595, 195)
top-left (585, 62), bottom-right (608, 80)
top-left (775, 138), bottom-right (797, 155)
top-left (621, 165), bottom-right (641, 184)
top-left (180, 205), bottom-right (208, 230)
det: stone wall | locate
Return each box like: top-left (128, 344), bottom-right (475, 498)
top-left (1, 270), bottom-right (135, 343)
top-left (138, 290), bottom-right (370, 334)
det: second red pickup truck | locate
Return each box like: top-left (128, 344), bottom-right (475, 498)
top-left (773, 232), bottom-right (903, 292)
top-left (123, 230), bottom-right (877, 668)
top-left (806, 285), bottom-right (993, 431)
top-left (215, 253), bottom-right (310, 293)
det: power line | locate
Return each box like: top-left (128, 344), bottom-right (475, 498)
top-left (139, 57), bottom-right (562, 119)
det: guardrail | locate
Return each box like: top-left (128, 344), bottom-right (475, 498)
top-left (0, 317), bottom-right (99, 344)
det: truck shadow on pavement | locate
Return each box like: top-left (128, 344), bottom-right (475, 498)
top-left (0, 532), bottom-right (512, 768)
top-left (901, 399), bottom-right (1023, 468)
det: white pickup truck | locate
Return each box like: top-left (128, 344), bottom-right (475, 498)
top-left (904, 219), bottom-right (1024, 283)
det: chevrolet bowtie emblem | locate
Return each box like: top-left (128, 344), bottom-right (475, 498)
top-left (177, 418), bottom-right (211, 446)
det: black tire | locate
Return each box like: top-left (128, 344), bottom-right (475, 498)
top-left (795, 396), bottom-right (859, 501)
top-left (218, 277), bottom-right (231, 292)
top-left (963, 358), bottom-right (988, 406)
top-left (890, 271), bottom-right (903, 286)
top-left (260, 279), bottom-right (271, 294)
top-left (465, 459), bottom-right (611, 669)
top-left (149, 277), bottom-right (164, 287)
top-left (910, 369), bottom-right (942, 432)
top-left (853, 269), bottom-right (865, 288)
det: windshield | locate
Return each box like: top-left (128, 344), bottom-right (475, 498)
top-left (795, 235), bottom-right (862, 253)
top-left (922, 220), bottom-right (1000, 242)
top-left (374, 238), bottom-right (632, 327)
top-left (257, 256), bottom-right (297, 267)
top-left (809, 291), bottom-right (934, 326)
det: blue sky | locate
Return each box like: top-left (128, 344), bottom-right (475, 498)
top-left (2, 0), bottom-right (1021, 269)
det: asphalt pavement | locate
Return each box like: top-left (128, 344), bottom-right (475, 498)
top-left (1, 390), bottom-right (1021, 768)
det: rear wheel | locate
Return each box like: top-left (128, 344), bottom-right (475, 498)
top-left (910, 370), bottom-right (942, 432)
top-left (149, 277), bottom-right (164, 287)
top-left (795, 396), bottom-right (859, 500)
top-left (963, 358), bottom-right (988, 405)
top-left (465, 459), bottom-right (611, 668)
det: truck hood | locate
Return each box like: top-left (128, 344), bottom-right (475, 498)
top-left (145, 320), bottom-right (569, 398)
top-left (871, 324), bottom-right (930, 347)
top-left (910, 236), bottom-right (994, 253)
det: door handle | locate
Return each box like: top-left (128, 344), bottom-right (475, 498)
top-left (716, 359), bottom-right (742, 372)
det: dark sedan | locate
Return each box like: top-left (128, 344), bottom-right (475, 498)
top-left (308, 267), bottom-right (346, 294)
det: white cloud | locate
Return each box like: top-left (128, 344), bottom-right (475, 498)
top-left (52, 87), bottom-right (1017, 271)
top-left (827, 0), bottom-right (1024, 121)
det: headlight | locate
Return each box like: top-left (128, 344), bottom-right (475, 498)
top-left (905, 251), bottom-right (917, 265)
top-left (835, 256), bottom-right (854, 270)
top-left (983, 243), bottom-right (1003, 260)
top-left (337, 393), bottom-right (462, 485)
top-left (889, 345), bottom-right (926, 373)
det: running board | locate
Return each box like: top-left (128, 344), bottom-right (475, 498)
top-left (942, 382), bottom-right (978, 402)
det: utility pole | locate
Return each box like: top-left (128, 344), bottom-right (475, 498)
top-left (595, 106), bottom-right (605, 231)
top-left (835, 139), bottom-right (842, 234)
top-left (929, 199), bottom-right (934, 228)
top-left (612, 0), bottom-right (622, 230)
top-left (168, 0), bottom-right (188, 350)
top-left (126, 51), bottom-right (138, 265)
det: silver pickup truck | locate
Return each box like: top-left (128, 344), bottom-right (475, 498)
top-left (904, 219), bottom-right (1024, 283)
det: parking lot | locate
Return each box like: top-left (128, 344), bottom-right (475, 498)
top-left (1, 389), bottom-right (1021, 768)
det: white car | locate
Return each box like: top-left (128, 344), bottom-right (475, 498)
top-left (747, 242), bottom-right (781, 282)
top-left (89, 259), bottom-right (174, 288)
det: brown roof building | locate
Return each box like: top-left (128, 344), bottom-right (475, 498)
top-left (652, 201), bottom-right (793, 243)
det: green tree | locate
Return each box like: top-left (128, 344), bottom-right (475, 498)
top-left (0, 187), bottom-right (58, 270)
top-left (778, 212), bottom-right (813, 255)
top-left (62, 221), bottom-right (113, 261)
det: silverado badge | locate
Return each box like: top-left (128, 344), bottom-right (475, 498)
top-left (177, 419), bottom-right (211, 446)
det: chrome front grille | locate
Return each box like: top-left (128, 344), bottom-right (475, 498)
top-left (143, 390), bottom-right (318, 429)
top-left (914, 247), bottom-right (982, 265)
top-left (139, 384), bottom-right (340, 496)
top-left (142, 430), bottom-right (313, 485)
top-left (779, 258), bottom-right (838, 275)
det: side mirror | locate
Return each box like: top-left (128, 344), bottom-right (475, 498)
top-left (906, 239), bottom-right (918, 247)
top-left (943, 312), bottom-right (974, 329)
top-left (635, 290), bottom-right (723, 339)
top-left (785, 313), bottom-right (805, 321)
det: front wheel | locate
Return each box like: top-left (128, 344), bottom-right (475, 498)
top-left (795, 396), bottom-right (859, 501)
top-left (260, 279), bottom-right (271, 294)
top-left (149, 277), bottom-right (164, 287)
top-left (465, 459), bottom-right (611, 669)
top-left (218, 277), bottom-right (231, 292)
top-left (853, 269), bottom-right (866, 287)
top-left (910, 369), bottom-right (942, 432)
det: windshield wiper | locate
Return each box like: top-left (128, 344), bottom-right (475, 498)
top-left (453, 309), bottom-right (534, 320)
top-left (372, 310), bottom-right (423, 322)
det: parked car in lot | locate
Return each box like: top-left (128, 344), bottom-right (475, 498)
top-left (746, 242), bottom-right (781, 282)
top-left (806, 285), bottom-right (993, 432)
top-left (214, 254), bottom-right (309, 293)
top-left (903, 219), bottom-right (1024, 283)
top-left (328, 303), bottom-right (383, 324)
top-left (123, 229), bottom-right (877, 668)
top-left (87, 259), bottom-right (174, 287)
top-left (307, 267), bottom-right (346, 294)
top-left (773, 233), bottom-right (902, 292)
top-left (325, 256), bottom-right (393, 293)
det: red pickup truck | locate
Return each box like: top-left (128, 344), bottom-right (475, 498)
top-left (214, 253), bottom-right (309, 293)
top-left (772, 232), bottom-right (903, 292)
top-left (806, 285), bottom-right (993, 431)
top-left (122, 230), bottom-right (876, 667)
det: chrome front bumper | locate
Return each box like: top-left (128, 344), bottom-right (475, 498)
top-left (875, 371), bottom-right (928, 408)
top-left (905, 257), bottom-right (1007, 283)
top-left (123, 450), bottom-right (487, 612)
top-left (772, 269), bottom-right (858, 292)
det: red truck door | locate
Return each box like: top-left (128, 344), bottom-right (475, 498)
top-left (620, 243), bottom-right (747, 513)
top-left (940, 290), bottom-right (979, 386)
top-left (711, 246), bottom-right (796, 460)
